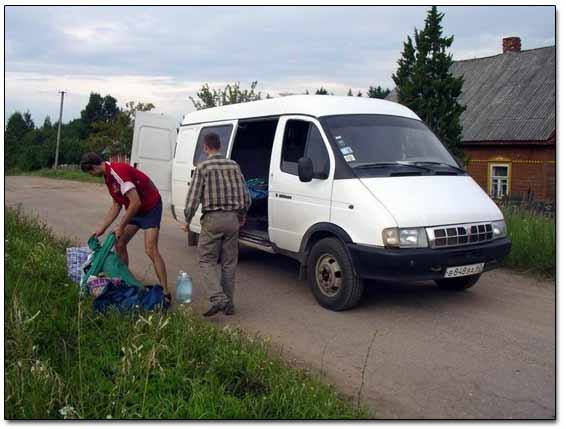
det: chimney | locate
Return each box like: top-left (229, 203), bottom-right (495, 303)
top-left (502, 37), bottom-right (521, 53)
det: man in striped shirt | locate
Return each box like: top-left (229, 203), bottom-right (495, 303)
top-left (182, 133), bottom-right (251, 317)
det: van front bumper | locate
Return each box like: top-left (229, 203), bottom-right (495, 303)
top-left (347, 238), bottom-right (512, 281)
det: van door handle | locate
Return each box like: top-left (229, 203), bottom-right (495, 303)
top-left (190, 169), bottom-right (195, 178)
top-left (278, 193), bottom-right (292, 200)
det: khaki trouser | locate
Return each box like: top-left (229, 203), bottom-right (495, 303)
top-left (198, 211), bottom-right (239, 306)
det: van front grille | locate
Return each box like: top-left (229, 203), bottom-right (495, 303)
top-left (426, 223), bottom-right (493, 249)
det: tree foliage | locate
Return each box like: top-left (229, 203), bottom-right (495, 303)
top-left (190, 81), bottom-right (263, 110)
top-left (315, 87), bottom-right (330, 95)
top-left (83, 101), bottom-right (155, 156)
top-left (392, 6), bottom-right (466, 159)
top-left (367, 86), bottom-right (391, 99)
top-left (5, 97), bottom-right (155, 171)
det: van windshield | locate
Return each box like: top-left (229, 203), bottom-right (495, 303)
top-left (322, 114), bottom-right (461, 175)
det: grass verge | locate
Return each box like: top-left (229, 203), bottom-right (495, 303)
top-left (501, 206), bottom-right (555, 279)
top-left (4, 207), bottom-right (368, 419)
top-left (7, 168), bottom-right (104, 184)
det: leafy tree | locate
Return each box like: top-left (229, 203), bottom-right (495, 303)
top-left (43, 116), bottom-right (52, 129)
top-left (190, 81), bottom-right (263, 110)
top-left (392, 6), bottom-right (465, 159)
top-left (23, 111), bottom-right (35, 130)
top-left (347, 88), bottom-right (353, 96)
top-left (102, 95), bottom-right (119, 122)
top-left (124, 101), bottom-right (156, 122)
top-left (5, 111), bottom-right (35, 169)
top-left (80, 93), bottom-right (105, 132)
top-left (304, 89), bottom-right (310, 95)
top-left (367, 85), bottom-right (391, 99)
top-left (84, 100), bottom-right (155, 156)
top-left (315, 87), bottom-right (330, 95)
top-left (357, 91), bottom-right (363, 97)
top-left (80, 93), bottom-right (119, 136)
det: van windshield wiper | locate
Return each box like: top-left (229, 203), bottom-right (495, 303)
top-left (353, 161), bottom-right (433, 172)
top-left (409, 161), bottom-right (466, 174)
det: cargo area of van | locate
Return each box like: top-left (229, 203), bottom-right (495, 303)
top-left (230, 118), bottom-right (278, 243)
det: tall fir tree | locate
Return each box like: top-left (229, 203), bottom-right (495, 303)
top-left (367, 85), bottom-right (391, 99)
top-left (392, 6), bottom-right (465, 160)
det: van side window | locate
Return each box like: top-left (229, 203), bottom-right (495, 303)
top-left (281, 120), bottom-right (330, 179)
top-left (193, 125), bottom-right (233, 166)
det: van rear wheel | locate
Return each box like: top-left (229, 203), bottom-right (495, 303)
top-left (307, 238), bottom-right (364, 311)
top-left (435, 274), bottom-right (481, 290)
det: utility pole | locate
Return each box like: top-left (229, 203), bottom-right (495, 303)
top-left (53, 90), bottom-right (65, 169)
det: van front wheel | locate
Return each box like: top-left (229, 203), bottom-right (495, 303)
top-left (435, 274), bottom-right (481, 290)
top-left (307, 238), bottom-right (364, 311)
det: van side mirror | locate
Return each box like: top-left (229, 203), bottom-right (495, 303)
top-left (298, 157), bottom-right (314, 182)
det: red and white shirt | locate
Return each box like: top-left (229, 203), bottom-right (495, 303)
top-left (104, 162), bottom-right (161, 214)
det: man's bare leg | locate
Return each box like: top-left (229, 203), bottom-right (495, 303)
top-left (144, 227), bottom-right (168, 293)
top-left (115, 224), bottom-right (139, 266)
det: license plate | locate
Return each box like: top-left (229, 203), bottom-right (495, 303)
top-left (444, 263), bottom-right (484, 278)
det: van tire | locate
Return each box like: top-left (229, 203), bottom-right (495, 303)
top-left (435, 274), bottom-right (481, 290)
top-left (307, 237), bottom-right (364, 311)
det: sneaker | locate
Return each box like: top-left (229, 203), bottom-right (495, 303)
top-left (202, 303), bottom-right (224, 317)
top-left (223, 303), bottom-right (235, 316)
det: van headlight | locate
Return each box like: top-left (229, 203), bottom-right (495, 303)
top-left (492, 220), bottom-right (507, 239)
top-left (382, 227), bottom-right (429, 248)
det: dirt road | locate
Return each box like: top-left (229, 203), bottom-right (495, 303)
top-left (5, 176), bottom-right (556, 419)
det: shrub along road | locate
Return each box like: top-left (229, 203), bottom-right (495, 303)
top-left (6, 176), bottom-right (555, 419)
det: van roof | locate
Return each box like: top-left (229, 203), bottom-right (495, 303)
top-left (181, 95), bottom-right (420, 125)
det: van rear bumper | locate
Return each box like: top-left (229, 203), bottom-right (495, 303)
top-left (347, 238), bottom-right (512, 282)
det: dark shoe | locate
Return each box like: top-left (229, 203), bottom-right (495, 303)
top-left (202, 304), bottom-right (224, 317)
top-left (223, 303), bottom-right (235, 316)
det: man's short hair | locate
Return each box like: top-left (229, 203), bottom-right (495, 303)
top-left (80, 152), bottom-right (104, 172)
top-left (204, 133), bottom-right (221, 151)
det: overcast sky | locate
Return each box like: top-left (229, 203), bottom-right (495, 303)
top-left (5, 5), bottom-right (555, 125)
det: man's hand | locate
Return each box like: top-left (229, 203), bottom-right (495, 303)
top-left (114, 225), bottom-right (125, 241)
top-left (92, 226), bottom-right (107, 238)
top-left (181, 223), bottom-right (190, 233)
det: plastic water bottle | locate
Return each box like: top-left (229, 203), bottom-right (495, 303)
top-left (175, 271), bottom-right (193, 304)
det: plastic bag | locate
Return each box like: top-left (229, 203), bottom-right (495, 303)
top-left (66, 246), bottom-right (91, 284)
top-left (80, 233), bottom-right (142, 296)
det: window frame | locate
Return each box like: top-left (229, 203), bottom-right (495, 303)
top-left (280, 118), bottom-right (331, 180)
top-left (193, 123), bottom-right (234, 166)
top-left (488, 161), bottom-right (512, 198)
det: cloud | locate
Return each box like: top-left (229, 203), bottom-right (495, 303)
top-left (5, 5), bottom-right (555, 123)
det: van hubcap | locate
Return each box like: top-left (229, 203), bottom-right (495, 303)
top-left (316, 254), bottom-right (342, 297)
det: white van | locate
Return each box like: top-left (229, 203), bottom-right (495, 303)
top-left (131, 95), bottom-right (511, 311)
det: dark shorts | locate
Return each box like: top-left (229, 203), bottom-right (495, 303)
top-left (129, 200), bottom-right (162, 230)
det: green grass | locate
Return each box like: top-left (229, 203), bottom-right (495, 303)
top-left (4, 207), bottom-right (368, 419)
top-left (7, 168), bottom-right (104, 184)
top-left (501, 206), bottom-right (555, 279)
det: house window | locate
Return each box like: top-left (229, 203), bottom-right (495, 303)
top-left (490, 163), bottom-right (510, 198)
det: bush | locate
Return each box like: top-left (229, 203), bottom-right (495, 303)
top-left (501, 206), bottom-right (555, 278)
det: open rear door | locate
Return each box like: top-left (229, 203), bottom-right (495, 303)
top-left (131, 111), bottom-right (177, 207)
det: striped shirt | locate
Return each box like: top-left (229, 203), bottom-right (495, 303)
top-left (184, 154), bottom-right (251, 224)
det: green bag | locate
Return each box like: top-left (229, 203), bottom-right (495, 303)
top-left (80, 233), bottom-right (142, 295)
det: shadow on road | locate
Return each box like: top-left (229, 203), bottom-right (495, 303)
top-left (237, 246), bottom-right (485, 313)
